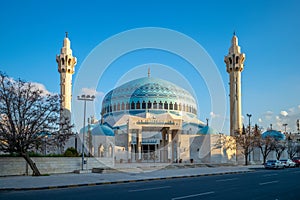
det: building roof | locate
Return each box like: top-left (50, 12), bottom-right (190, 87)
top-left (262, 130), bottom-right (286, 141)
top-left (91, 124), bottom-right (114, 136)
top-left (197, 125), bottom-right (217, 135)
top-left (102, 77), bottom-right (197, 117)
top-left (80, 123), bottom-right (114, 136)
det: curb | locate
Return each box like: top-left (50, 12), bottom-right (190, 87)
top-left (0, 170), bottom-right (253, 191)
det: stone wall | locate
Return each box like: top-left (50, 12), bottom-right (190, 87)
top-left (0, 157), bottom-right (114, 176)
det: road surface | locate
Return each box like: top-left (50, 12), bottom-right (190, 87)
top-left (1, 168), bottom-right (299, 200)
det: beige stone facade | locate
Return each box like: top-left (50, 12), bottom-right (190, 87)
top-left (224, 34), bottom-right (245, 136)
top-left (56, 33), bottom-right (77, 121)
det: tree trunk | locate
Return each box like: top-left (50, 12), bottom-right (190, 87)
top-left (263, 154), bottom-right (267, 165)
top-left (245, 153), bottom-right (248, 165)
top-left (21, 152), bottom-right (41, 176)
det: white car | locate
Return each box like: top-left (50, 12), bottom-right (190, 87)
top-left (264, 160), bottom-right (285, 169)
top-left (280, 159), bottom-right (296, 168)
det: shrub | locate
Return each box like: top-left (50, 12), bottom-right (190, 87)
top-left (64, 147), bottom-right (79, 157)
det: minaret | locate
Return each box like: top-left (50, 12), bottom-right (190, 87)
top-left (224, 33), bottom-right (245, 136)
top-left (56, 32), bottom-right (77, 122)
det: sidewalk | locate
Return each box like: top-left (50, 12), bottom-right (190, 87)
top-left (0, 164), bottom-right (263, 191)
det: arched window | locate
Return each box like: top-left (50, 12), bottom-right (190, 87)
top-left (179, 103), bottom-right (182, 111)
top-left (113, 103), bottom-right (116, 111)
top-left (164, 101), bottom-right (168, 109)
top-left (98, 144), bottom-right (104, 157)
top-left (229, 57), bottom-right (232, 64)
top-left (109, 105), bottom-right (112, 112)
top-left (153, 101), bottom-right (157, 109)
top-left (169, 102), bottom-right (173, 110)
top-left (182, 104), bottom-right (185, 112)
top-left (131, 101), bottom-right (135, 110)
top-left (126, 102), bottom-right (130, 110)
top-left (236, 56), bottom-right (239, 64)
top-left (121, 102), bottom-right (125, 110)
top-left (142, 101), bottom-right (146, 109)
top-left (159, 101), bottom-right (163, 109)
top-left (147, 101), bottom-right (152, 109)
top-left (136, 101), bottom-right (140, 109)
top-left (108, 144), bottom-right (113, 158)
top-left (61, 58), bottom-right (65, 65)
top-left (174, 102), bottom-right (178, 110)
top-left (68, 59), bottom-right (72, 66)
top-left (117, 103), bottom-right (120, 111)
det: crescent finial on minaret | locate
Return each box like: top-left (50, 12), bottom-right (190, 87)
top-left (65, 32), bottom-right (68, 38)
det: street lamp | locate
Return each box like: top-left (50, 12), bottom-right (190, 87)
top-left (77, 94), bottom-right (95, 170)
top-left (246, 114), bottom-right (252, 134)
top-left (44, 135), bottom-right (48, 155)
top-left (246, 114), bottom-right (252, 163)
top-left (283, 123), bottom-right (288, 134)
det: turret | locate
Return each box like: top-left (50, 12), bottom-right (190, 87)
top-left (56, 32), bottom-right (77, 122)
top-left (224, 33), bottom-right (245, 136)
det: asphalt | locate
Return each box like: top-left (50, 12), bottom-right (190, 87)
top-left (0, 164), bottom-right (263, 191)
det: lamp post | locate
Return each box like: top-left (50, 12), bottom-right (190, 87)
top-left (44, 135), bottom-right (48, 155)
top-left (283, 123), bottom-right (288, 134)
top-left (297, 120), bottom-right (299, 134)
top-left (246, 114), bottom-right (252, 134)
top-left (246, 114), bottom-right (252, 163)
top-left (77, 94), bottom-right (95, 170)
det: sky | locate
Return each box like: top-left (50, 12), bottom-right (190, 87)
top-left (0, 0), bottom-right (299, 134)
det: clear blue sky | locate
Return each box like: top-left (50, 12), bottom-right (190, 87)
top-left (0, 0), bottom-right (299, 133)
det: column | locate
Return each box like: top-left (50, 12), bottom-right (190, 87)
top-left (168, 130), bottom-right (172, 162)
top-left (137, 129), bottom-right (142, 160)
top-left (161, 129), bottom-right (166, 162)
top-left (128, 131), bottom-right (132, 162)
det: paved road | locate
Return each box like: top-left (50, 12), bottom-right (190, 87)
top-left (1, 168), bottom-right (299, 200)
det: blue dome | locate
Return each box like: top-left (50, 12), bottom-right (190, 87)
top-left (102, 77), bottom-right (197, 117)
top-left (80, 123), bottom-right (114, 136)
top-left (91, 124), bottom-right (114, 136)
top-left (197, 126), bottom-right (217, 135)
top-left (262, 130), bottom-right (286, 141)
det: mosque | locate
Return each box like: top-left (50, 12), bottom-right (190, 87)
top-left (56, 32), bottom-right (244, 164)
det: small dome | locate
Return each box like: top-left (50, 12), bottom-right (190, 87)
top-left (80, 123), bottom-right (114, 136)
top-left (91, 124), bottom-right (114, 136)
top-left (262, 130), bottom-right (286, 141)
top-left (197, 126), bottom-right (217, 135)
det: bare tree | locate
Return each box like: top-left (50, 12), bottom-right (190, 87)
top-left (0, 72), bottom-right (72, 176)
top-left (274, 141), bottom-right (287, 160)
top-left (252, 125), bottom-right (275, 164)
top-left (287, 139), bottom-right (300, 159)
top-left (215, 126), bottom-right (255, 165)
top-left (254, 135), bottom-right (276, 164)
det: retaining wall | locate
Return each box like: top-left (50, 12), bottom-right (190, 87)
top-left (0, 157), bottom-right (114, 176)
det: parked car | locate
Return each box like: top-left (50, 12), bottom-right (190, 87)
top-left (292, 157), bottom-right (300, 167)
top-left (264, 160), bottom-right (285, 169)
top-left (280, 159), bottom-right (296, 168)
